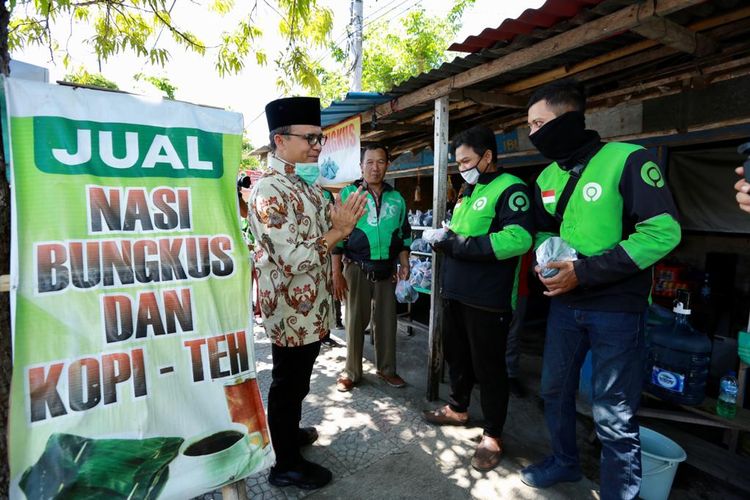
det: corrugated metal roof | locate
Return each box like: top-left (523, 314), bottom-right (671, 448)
top-left (448, 0), bottom-right (607, 53)
top-left (322, 0), bottom-right (748, 158)
top-left (321, 92), bottom-right (394, 127)
top-left (359, 0), bottom-right (741, 127)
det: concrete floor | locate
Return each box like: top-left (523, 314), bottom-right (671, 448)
top-left (196, 317), bottom-right (747, 500)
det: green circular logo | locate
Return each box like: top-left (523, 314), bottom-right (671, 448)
top-left (509, 191), bottom-right (530, 212)
top-left (582, 182), bottom-right (603, 202)
top-left (641, 161), bottom-right (665, 188)
top-left (472, 197), bottom-right (488, 210)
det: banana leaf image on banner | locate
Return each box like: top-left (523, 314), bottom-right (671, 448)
top-left (19, 434), bottom-right (183, 499)
top-left (4, 77), bottom-right (274, 499)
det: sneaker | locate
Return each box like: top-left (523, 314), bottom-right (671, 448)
top-left (268, 459), bottom-right (332, 490)
top-left (508, 377), bottom-right (527, 398)
top-left (376, 371), bottom-right (406, 388)
top-left (521, 456), bottom-right (582, 489)
top-left (297, 427), bottom-right (318, 447)
top-left (471, 434), bottom-right (503, 472)
top-left (336, 377), bottom-right (354, 392)
top-left (422, 404), bottom-right (468, 426)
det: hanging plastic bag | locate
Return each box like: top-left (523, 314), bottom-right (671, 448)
top-left (409, 261), bottom-right (426, 287)
top-left (396, 279), bottom-right (419, 304)
top-left (535, 237), bottom-right (578, 278)
top-left (420, 265), bottom-right (433, 289)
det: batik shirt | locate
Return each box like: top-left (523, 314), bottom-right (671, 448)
top-left (248, 156), bottom-right (334, 347)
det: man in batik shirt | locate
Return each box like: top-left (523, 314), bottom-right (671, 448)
top-left (248, 96), bottom-right (366, 490)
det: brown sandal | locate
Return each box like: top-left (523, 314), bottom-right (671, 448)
top-left (422, 404), bottom-right (468, 426)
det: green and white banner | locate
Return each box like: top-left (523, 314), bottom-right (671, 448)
top-left (6, 78), bottom-right (273, 499)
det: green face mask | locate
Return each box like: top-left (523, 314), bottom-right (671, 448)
top-left (295, 162), bottom-right (320, 185)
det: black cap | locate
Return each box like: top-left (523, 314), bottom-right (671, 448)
top-left (265, 97), bottom-right (321, 132)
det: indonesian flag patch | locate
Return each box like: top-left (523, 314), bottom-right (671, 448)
top-left (542, 190), bottom-right (556, 204)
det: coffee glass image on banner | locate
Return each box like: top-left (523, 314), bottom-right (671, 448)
top-left (4, 77), bottom-right (274, 499)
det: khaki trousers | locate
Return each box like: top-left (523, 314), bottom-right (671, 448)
top-left (343, 262), bottom-right (397, 382)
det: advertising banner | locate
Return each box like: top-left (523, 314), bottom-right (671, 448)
top-left (318, 115), bottom-right (361, 185)
top-left (5, 78), bottom-right (273, 499)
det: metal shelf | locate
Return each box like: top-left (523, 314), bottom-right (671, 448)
top-left (410, 251), bottom-right (432, 257)
top-left (411, 225), bottom-right (432, 230)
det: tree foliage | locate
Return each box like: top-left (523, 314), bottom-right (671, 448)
top-left (274, 0), bottom-right (333, 95)
top-left (8, 0), bottom-right (333, 90)
top-left (315, 0), bottom-right (476, 105)
top-left (134, 72), bottom-right (177, 99)
top-left (240, 134), bottom-right (261, 170)
top-left (63, 67), bottom-right (119, 89)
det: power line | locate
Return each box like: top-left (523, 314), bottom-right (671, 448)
top-left (363, 0), bottom-right (416, 30)
top-left (365, 0), bottom-right (403, 22)
top-left (323, 0), bottom-right (406, 59)
top-left (315, 0), bottom-right (420, 66)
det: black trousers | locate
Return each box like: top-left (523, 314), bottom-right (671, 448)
top-left (444, 299), bottom-right (511, 438)
top-left (268, 341), bottom-right (321, 469)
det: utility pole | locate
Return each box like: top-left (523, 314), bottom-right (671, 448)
top-left (351, 0), bottom-right (363, 91)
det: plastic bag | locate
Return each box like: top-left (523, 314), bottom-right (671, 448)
top-left (410, 238), bottom-right (432, 253)
top-left (419, 265), bottom-right (432, 289)
top-left (535, 237), bottom-right (578, 278)
top-left (409, 264), bottom-right (425, 287)
top-left (409, 209), bottom-right (423, 226)
top-left (422, 227), bottom-right (449, 244)
top-left (396, 279), bottom-right (419, 304)
top-left (409, 259), bottom-right (429, 287)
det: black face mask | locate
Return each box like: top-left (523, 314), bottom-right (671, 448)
top-left (529, 111), bottom-right (599, 165)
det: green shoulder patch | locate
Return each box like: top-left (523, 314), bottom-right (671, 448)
top-left (641, 161), bottom-right (665, 188)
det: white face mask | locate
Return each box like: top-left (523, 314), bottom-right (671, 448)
top-left (460, 163), bottom-right (481, 185)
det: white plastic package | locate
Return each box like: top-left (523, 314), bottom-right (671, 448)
top-left (421, 221), bottom-right (451, 245)
top-left (535, 237), bottom-right (578, 278)
top-left (421, 228), bottom-right (448, 244)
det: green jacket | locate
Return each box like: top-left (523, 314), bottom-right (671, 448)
top-left (334, 180), bottom-right (412, 264)
top-left (440, 170), bottom-right (533, 311)
top-left (534, 142), bottom-right (681, 311)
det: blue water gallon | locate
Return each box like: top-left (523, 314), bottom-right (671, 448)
top-left (646, 297), bottom-right (712, 406)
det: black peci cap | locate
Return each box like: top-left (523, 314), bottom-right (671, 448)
top-left (265, 97), bottom-right (321, 131)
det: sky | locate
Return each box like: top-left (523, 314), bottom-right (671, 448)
top-left (12, 0), bottom-right (544, 147)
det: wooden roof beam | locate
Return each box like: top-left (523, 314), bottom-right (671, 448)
top-left (500, 5), bottom-right (750, 93)
top-left (450, 89), bottom-right (527, 109)
top-left (358, 0), bottom-right (706, 123)
top-left (632, 16), bottom-right (717, 56)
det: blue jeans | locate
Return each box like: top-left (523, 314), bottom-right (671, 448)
top-left (541, 300), bottom-right (646, 500)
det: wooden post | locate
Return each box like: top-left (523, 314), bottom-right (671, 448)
top-left (221, 481), bottom-right (248, 500)
top-left (427, 96), bottom-right (449, 401)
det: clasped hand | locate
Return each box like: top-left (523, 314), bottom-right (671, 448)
top-left (331, 187), bottom-right (368, 236)
top-left (535, 261), bottom-right (579, 296)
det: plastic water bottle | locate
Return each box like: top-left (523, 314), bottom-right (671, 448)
top-left (716, 371), bottom-right (738, 419)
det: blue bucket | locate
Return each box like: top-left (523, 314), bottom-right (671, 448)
top-left (640, 426), bottom-right (687, 500)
